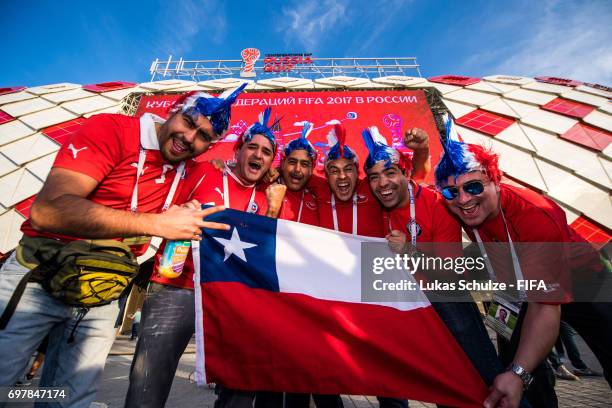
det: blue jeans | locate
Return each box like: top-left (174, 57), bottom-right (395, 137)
top-left (0, 252), bottom-right (119, 408)
top-left (125, 282), bottom-right (196, 408)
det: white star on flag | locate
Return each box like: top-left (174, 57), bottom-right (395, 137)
top-left (213, 228), bottom-right (257, 262)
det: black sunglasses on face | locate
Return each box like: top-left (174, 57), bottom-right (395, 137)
top-left (441, 180), bottom-right (485, 200)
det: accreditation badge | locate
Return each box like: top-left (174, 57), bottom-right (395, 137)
top-left (484, 294), bottom-right (521, 341)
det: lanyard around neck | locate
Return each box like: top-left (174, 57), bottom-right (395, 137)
top-left (386, 183), bottom-right (417, 246)
top-left (130, 148), bottom-right (185, 213)
top-left (223, 168), bottom-right (257, 212)
top-left (473, 209), bottom-right (526, 300)
top-left (331, 193), bottom-right (358, 235)
top-left (296, 190), bottom-right (305, 223)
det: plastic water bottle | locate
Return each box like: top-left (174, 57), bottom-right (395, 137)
top-left (157, 240), bottom-right (191, 279)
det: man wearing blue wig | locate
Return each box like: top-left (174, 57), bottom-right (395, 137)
top-left (0, 83), bottom-right (246, 407)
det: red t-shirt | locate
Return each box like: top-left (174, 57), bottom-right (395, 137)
top-left (278, 187), bottom-right (319, 226)
top-left (21, 113), bottom-right (188, 256)
top-left (464, 184), bottom-right (599, 303)
top-left (384, 182), bottom-right (462, 251)
top-left (315, 177), bottom-right (385, 238)
top-left (151, 162), bottom-right (268, 289)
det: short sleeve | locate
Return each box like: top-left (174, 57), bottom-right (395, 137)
top-left (53, 114), bottom-right (126, 181)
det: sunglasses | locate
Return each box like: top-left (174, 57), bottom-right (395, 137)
top-left (441, 180), bottom-right (485, 200)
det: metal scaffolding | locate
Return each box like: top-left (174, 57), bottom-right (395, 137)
top-left (149, 56), bottom-right (422, 81)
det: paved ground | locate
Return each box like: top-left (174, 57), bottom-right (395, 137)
top-left (10, 333), bottom-right (611, 407)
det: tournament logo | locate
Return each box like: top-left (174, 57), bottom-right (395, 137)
top-left (248, 201), bottom-right (260, 214)
top-left (407, 220), bottom-right (422, 237)
top-left (240, 48), bottom-right (260, 78)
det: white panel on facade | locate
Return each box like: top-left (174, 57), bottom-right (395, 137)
top-left (599, 103), bottom-right (612, 115)
top-left (347, 81), bottom-right (393, 89)
top-left (455, 125), bottom-right (491, 145)
top-left (534, 158), bottom-right (576, 192)
top-left (443, 89), bottom-right (499, 107)
top-left (0, 210), bottom-right (26, 254)
top-left (0, 91), bottom-right (37, 106)
top-left (559, 204), bottom-right (581, 225)
top-left (598, 156), bottom-right (612, 183)
top-left (504, 89), bottom-right (557, 106)
top-left (427, 82), bottom-right (462, 95)
top-left (483, 75), bottom-right (534, 86)
top-left (0, 98), bottom-right (55, 117)
top-left (494, 123), bottom-right (536, 152)
top-left (197, 78), bottom-right (252, 90)
top-left (574, 85), bottom-right (612, 99)
top-left (25, 151), bottom-right (58, 181)
top-left (41, 88), bottom-right (97, 104)
top-left (139, 80), bottom-right (198, 91)
top-left (480, 98), bottom-right (538, 119)
top-left (547, 176), bottom-right (612, 229)
top-left (256, 77), bottom-right (314, 89)
top-left (575, 156), bottom-right (612, 190)
top-left (522, 81), bottom-right (572, 95)
top-left (466, 81), bottom-right (518, 95)
top-left (0, 152), bottom-right (17, 178)
top-left (521, 109), bottom-right (578, 135)
top-left (315, 76), bottom-right (371, 88)
top-left (603, 143), bottom-right (612, 161)
top-left (26, 83), bottom-right (81, 96)
top-left (371, 76), bottom-right (428, 88)
top-left (61, 96), bottom-right (117, 116)
top-left (440, 99), bottom-right (476, 119)
top-left (0, 133), bottom-right (60, 166)
top-left (83, 104), bottom-right (121, 118)
top-left (491, 140), bottom-right (547, 191)
top-left (0, 168), bottom-right (43, 208)
top-left (19, 107), bottom-right (77, 131)
top-left (582, 110), bottom-right (612, 133)
top-left (521, 123), bottom-right (609, 188)
top-left (101, 87), bottom-right (143, 101)
top-left (0, 120), bottom-right (36, 146)
top-left (561, 89), bottom-right (609, 107)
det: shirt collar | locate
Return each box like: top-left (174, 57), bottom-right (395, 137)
top-left (139, 113), bottom-right (166, 150)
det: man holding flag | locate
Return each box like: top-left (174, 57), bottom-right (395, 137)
top-left (361, 126), bottom-right (513, 402)
top-left (433, 118), bottom-right (611, 407)
top-left (192, 117), bottom-right (496, 406)
top-left (125, 107), bottom-right (284, 408)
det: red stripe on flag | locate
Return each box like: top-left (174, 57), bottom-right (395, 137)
top-left (202, 282), bottom-right (487, 407)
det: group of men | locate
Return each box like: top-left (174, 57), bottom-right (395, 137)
top-left (0, 83), bottom-right (610, 408)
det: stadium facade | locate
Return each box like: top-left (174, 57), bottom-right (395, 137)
top-left (0, 53), bottom-right (611, 260)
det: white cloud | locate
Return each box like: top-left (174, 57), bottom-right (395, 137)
top-left (469, 1), bottom-right (612, 85)
top-left (156, 0), bottom-right (227, 56)
top-left (278, 0), bottom-right (348, 50)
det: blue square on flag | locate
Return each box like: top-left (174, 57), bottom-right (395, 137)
top-left (200, 207), bottom-right (279, 291)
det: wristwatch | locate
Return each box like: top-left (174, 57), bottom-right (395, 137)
top-left (507, 363), bottom-right (533, 389)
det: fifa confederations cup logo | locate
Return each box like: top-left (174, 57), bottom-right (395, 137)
top-left (241, 48), bottom-right (260, 78)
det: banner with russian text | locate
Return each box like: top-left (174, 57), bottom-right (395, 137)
top-left (136, 90), bottom-right (440, 183)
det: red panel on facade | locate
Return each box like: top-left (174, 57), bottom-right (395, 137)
top-left (535, 76), bottom-right (582, 87)
top-left (14, 195), bottom-right (37, 218)
top-left (82, 81), bottom-right (137, 93)
top-left (0, 86), bottom-right (26, 95)
top-left (561, 123), bottom-right (612, 152)
top-left (428, 75), bottom-right (480, 87)
top-left (542, 98), bottom-right (595, 119)
top-left (455, 109), bottom-right (515, 136)
top-left (0, 110), bottom-right (15, 125)
top-left (42, 118), bottom-right (87, 146)
top-left (571, 216), bottom-right (611, 248)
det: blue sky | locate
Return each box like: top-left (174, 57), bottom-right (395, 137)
top-left (3, 0), bottom-right (611, 87)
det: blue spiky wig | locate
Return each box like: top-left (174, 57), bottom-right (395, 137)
top-left (362, 126), bottom-right (409, 172)
top-left (434, 116), bottom-right (501, 188)
top-left (324, 121), bottom-right (358, 168)
top-left (283, 121), bottom-right (317, 161)
top-left (172, 83), bottom-right (247, 136)
top-left (236, 107), bottom-right (280, 152)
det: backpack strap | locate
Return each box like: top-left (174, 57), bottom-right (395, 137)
top-left (0, 266), bottom-right (38, 329)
